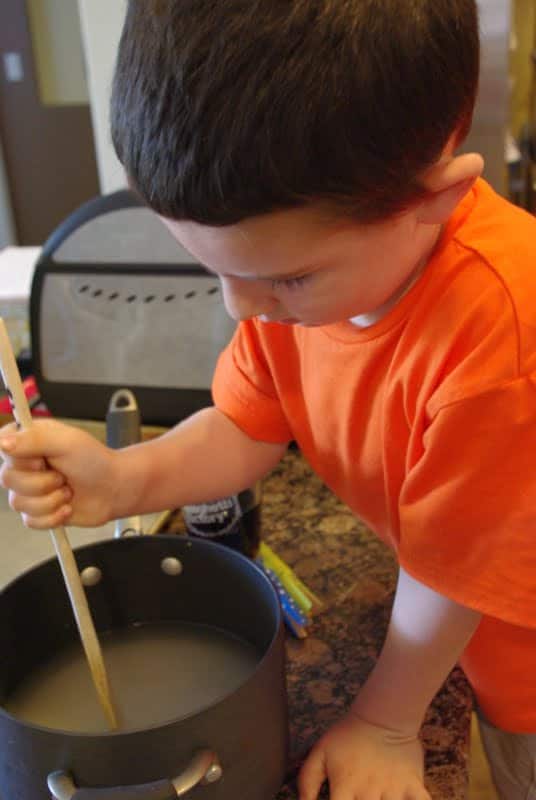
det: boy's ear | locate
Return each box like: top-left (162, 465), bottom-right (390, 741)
top-left (416, 153), bottom-right (484, 225)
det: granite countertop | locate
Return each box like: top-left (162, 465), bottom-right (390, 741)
top-left (167, 446), bottom-right (473, 799)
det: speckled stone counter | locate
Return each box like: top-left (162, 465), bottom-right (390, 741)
top-left (170, 446), bottom-right (473, 800)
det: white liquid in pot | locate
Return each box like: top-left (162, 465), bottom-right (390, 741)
top-left (3, 622), bottom-right (260, 733)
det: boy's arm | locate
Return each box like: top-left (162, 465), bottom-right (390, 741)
top-left (0, 407), bottom-right (288, 528)
top-left (113, 406), bottom-right (289, 517)
top-left (299, 567), bottom-right (482, 800)
top-left (351, 565), bottom-right (482, 732)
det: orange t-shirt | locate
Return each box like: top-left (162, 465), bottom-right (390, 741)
top-left (212, 179), bottom-right (536, 732)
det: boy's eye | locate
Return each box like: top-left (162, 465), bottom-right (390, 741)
top-left (271, 274), bottom-right (311, 291)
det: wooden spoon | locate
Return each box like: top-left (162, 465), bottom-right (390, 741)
top-left (0, 318), bottom-right (119, 729)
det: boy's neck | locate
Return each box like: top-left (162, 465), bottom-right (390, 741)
top-left (350, 224), bottom-right (444, 329)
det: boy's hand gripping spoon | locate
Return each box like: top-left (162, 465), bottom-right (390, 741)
top-left (0, 318), bottom-right (119, 730)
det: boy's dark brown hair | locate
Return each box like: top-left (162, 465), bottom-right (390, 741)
top-left (111, 0), bottom-right (479, 226)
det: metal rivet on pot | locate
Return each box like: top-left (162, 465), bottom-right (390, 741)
top-left (80, 567), bottom-right (102, 587)
top-left (161, 557), bottom-right (183, 576)
top-left (204, 764), bottom-right (223, 784)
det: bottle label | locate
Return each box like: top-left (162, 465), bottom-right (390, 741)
top-left (182, 496), bottom-right (241, 538)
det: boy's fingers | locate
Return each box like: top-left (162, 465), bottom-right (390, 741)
top-left (9, 485), bottom-right (72, 516)
top-left (326, 785), bottom-right (353, 800)
top-left (20, 505), bottom-right (72, 531)
top-left (4, 456), bottom-right (47, 472)
top-left (328, 771), bottom-right (362, 800)
top-left (297, 750), bottom-right (327, 800)
top-left (408, 787), bottom-right (432, 800)
top-left (376, 779), bottom-right (430, 800)
top-left (1, 467), bottom-right (65, 496)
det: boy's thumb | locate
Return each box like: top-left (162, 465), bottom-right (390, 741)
top-left (0, 428), bottom-right (47, 459)
top-left (0, 420), bottom-right (76, 465)
top-left (0, 432), bottom-right (45, 471)
top-left (0, 433), bottom-right (19, 455)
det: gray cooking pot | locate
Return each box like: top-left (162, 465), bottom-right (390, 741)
top-left (0, 535), bottom-right (288, 799)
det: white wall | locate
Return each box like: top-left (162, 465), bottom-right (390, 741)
top-left (0, 138), bottom-right (16, 249)
top-left (77, 0), bottom-right (128, 194)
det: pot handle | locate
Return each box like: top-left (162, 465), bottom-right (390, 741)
top-left (106, 389), bottom-right (143, 539)
top-left (47, 749), bottom-right (222, 800)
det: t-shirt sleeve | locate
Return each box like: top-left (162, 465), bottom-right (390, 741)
top-left (212, 320), bottom-right (293, 443)
top-left (399, 374), bottom-right (536, 628)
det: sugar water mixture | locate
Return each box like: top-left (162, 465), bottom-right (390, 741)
top-left (4, 622), bottom-right (259, 733)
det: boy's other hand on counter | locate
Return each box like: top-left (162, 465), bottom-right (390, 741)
top-left (0, 419), bottom-right (119, 530)
top-left (298, 710), bottom-right (430, 800)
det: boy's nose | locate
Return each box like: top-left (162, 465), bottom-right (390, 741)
top-left (220, 276), bottom-right (278, 321)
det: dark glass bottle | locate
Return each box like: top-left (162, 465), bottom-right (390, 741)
top-left (182, 484), bottom-right (261, 558)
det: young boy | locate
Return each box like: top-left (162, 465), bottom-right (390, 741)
top-left (1, 1), bottom-right (535, 798)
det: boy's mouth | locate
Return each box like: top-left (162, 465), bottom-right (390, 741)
top-left (258, 315), bottom-right (299, 325)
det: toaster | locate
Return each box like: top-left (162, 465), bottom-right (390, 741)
top-left (30, 190), bottom-right (236, 425)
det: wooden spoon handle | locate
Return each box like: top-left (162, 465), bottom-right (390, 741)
top-left (49, 526), bottom-right (119, 729)
top-left (0, 318), bottom-right (119, 729)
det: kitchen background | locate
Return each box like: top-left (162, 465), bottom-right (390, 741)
top-left (0, 3), bottom-right (534, 800)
